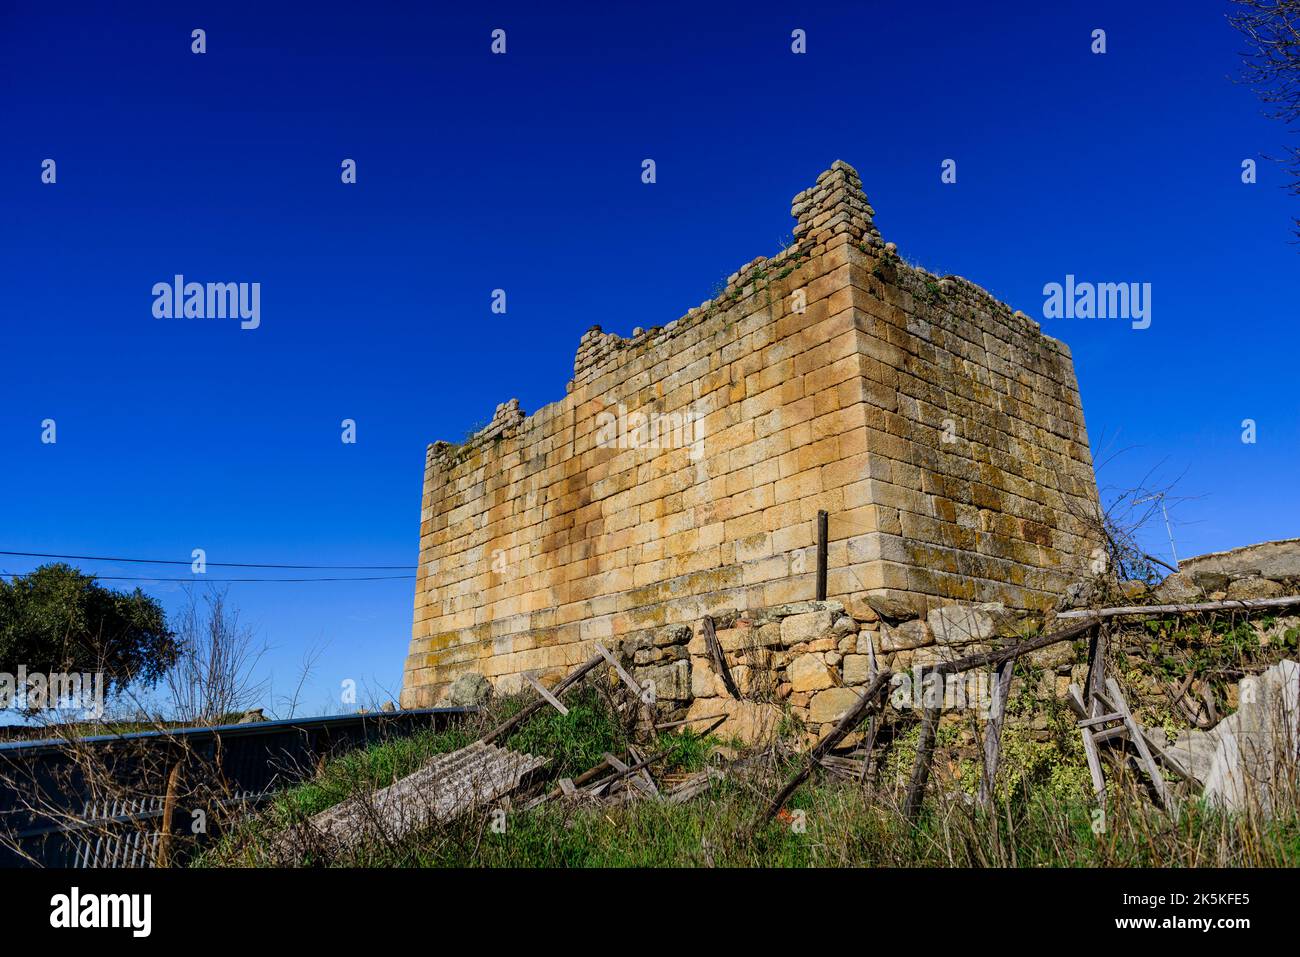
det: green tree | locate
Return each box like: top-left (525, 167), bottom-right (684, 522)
top-left (0, 563), bottom-right (179, 695)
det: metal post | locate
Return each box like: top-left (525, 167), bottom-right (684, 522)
top-left (816, 510), bottom-right (828, 601)
top-left (1134, 492), bottom-right (1178, 569)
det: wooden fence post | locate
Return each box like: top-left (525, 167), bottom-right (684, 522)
top-left (154, 759), bottom-right (184, 868)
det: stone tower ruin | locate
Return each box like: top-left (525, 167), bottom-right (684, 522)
top-left (401, 161), bottom-right (1101, 711)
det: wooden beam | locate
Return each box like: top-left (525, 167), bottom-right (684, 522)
top-left (480, 652), bottom-right (604, 744)
top-left (689, 714), bottom-right (729, 740)
top-left (903, 707), bottom-right (942, 821)
top-left (702, 615), bottom-right (741, 700)
top-left (525, 755), bottom-right (616, 809)
top-left (1084, 626), bottom-right (1107, 710)
top-left (1101, 679), bottom-right (1174, 811)
top-left (602, 752), bottom-right (630, 774)
top-left (666, 769), bottom-right (718, 805)
top-left (654, 712), bottom-right (726, 731)
top-left (628, 745), bottom-right (660, 796)
top-left (153, 759), bottom-right (184, 868)
top-left (931, 616), bottom-right (1100, 676)
top-left (1201, 685), bottom-right (1219, 724)
top-left (590, 749), bottom-right (670, 798)
top-left (759, 670), bottom-right (893, 825)
top-left (1066, 683), bottom-right (1088, 720)
top-left (977, 659), bottom-right (1015, 807)
top-left (860, 631), bottom-right (880, 789)
top-left (522, 672), bottom-right (569, 716)
top-left (594, 641), bottom-right (645, 700)
top-left (1076, 711), bottom-right (1124, 728)
top-left (1135, 725), bottom-right (1194, 782)
top-left (1057, 594), bottom-right (1300, 620)
top-left (1070, 684), bottom-right (1109, 804)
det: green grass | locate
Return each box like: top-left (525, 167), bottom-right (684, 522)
top-left (502, 686), bottom-right (630, 778)
top-left (210, 766), bottom-right (1300, 868)
top-left (274, 721), bottom-right (479, 820)
top-left (263, 685), bottom-right (717, 827)
top-left (198, 674), bottom-right (1300, 869)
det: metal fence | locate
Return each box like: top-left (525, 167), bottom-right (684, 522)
top-left (0, 707), bottom-right (472, 868)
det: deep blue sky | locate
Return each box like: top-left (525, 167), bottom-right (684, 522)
top-left (2, 1), bottom-right (1296, 716)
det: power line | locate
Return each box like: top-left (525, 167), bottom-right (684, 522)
top-left (0, 570), bottom-right (415, 584)
top-left (0, 549), bottom-right (416, 570)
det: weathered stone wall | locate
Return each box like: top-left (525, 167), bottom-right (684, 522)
top-left (401, 161), bottom-right (1101, 708)
top-left (590, 551), bottom-right (1300, 747)
top-left (677, 597), bottom-right (1039, 744)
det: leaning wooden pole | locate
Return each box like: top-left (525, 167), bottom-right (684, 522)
top-left (902, 706), bottom-right (941, 821)
top-left (931, 616), bottom-right (1100, 676)
top-left (480, 652), bottom-right (605, 745)
top-left (1084, 623), bottom-right (1108, 710)
top-left (759, 670), bottom-right (892, 825)
top-left (977, 658), bottom-right (1015, 807)
top-left (702, 615), bottom-right (741, 700)
top-left (1056, 594), bottom-right (1300, 619)
top-left (153, 759), bottom-right (184, 868)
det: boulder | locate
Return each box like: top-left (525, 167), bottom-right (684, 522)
top-left (620, 631), bottom-right (653, 656)
top-left (780, 610), bottom-right (836, 646)
top-left (809, 687), bottom-right (861, 724)
top-left (912, 645), bottom-right (958, 668)
top-left (1226, 576), bottom-right (1286, 601)
top-left (1027, 641), bottom-right (1077, 669)
top-left (447, 672), bottom-right (493, 707)
top-left (788, 653), bottom-right (834, 692)
top-left (690, 658), bottom-right (718, 699)
top-left (863, 591), bottom-right (920, 621)
top-left (842, 595), bottom-right (880, 622)
top-left (880, 618), bottom-right (932, 651)
top-left (855, 630), bottom-right (881, 655)
top-left (841, 654), bottom-right (874, 684)
top-left (641, 659), bottom-right (691, 701)
top-left (1062, 579), bottom-right (1097, 609)
top-left (927, 602), bottom-right (1009, 645)
top-left (1151, 572), bottom-right (1203, 604)
top-left (654, 623), bottom-right (693, 647)
top-left (1119, 580), bottom-right (1149, 601)
top-left (1188, 570), bottom-right (1231, 593)
top-left (708, 608), bottom-right (742, 629)
top-left (765, 600), bottom-right (844, 619)
top-left (684, 697), bottom-right (780, 745)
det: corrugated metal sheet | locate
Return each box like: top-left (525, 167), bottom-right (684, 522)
top-left (305, 741), bottom-right (547, 851)
top-left (0, 708), bottom-right (472, 867)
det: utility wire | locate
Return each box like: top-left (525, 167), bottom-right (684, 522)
top-left (0, 570), bottom-right (415, 583)
top-left (0, 549), bottom-right (416, 570)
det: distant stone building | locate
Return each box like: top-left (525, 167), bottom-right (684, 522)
top-left (401, 161), bottom-right (1101, 710)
